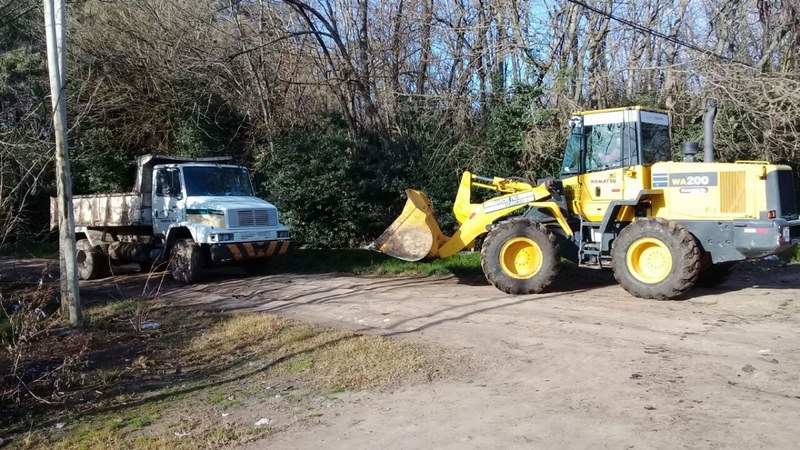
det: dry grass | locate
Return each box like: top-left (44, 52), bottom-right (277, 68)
top-left (190, 313), bottom-right (427, 389)
top-left (6, 306), bottom-right (454, 450)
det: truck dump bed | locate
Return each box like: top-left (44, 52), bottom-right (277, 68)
top-left (50, 193), bottom-right (144, 230)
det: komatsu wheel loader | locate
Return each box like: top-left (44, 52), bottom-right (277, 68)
top-left (370, 101), bottom-right (800, 299)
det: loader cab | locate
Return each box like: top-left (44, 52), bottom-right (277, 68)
top-left (560, 107), bottom-right (671, 177)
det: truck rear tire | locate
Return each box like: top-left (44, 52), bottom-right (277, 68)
top-left (170, 239), bottom-right (203, 284)
top-left (76, 239), bottom-right (110, 280)
top-left (481, 217), bottom-right (560, 295)
top-left (612, 218), bottom-right (700, 299)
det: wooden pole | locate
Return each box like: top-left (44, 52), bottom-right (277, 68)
top-left (44, 0), bottom-right (81, 325)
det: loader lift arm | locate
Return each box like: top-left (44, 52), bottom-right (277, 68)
top-left (371, 171), bottom-right (572, 261)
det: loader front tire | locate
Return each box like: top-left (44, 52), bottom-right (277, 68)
top-left (170, 239), bottom-right (203, 284)
top-left (76, 239), bottom-right (110, 280)
top-left (481, 218), bottom-right (560, 295)
top-left (612, 218), bottom-right (700, 300)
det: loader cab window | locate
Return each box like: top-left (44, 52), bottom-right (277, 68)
top-left (585, 123), bottom-right (624, 172)
top-left (641, 123), bottom-right (671, 163)
top-left (561, 128), bottom-right (582, 176)
top-left (156, 168), bottom-right (182, 197)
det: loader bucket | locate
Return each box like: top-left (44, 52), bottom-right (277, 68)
top-left (369, 189), bottom-right (446, 261)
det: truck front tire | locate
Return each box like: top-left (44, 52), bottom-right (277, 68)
top-left (76, 239), bottom-right (110, 280)
top-left (170, 239), bottom-right (203, 284)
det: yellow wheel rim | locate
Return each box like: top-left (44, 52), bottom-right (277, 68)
top-left (626, 237), bottom-right (672, 284)
top-left (499, 237), bottom-right (543, 279)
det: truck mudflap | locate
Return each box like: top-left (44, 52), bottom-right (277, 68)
top-left (210, 240), bottom-right (293, 263)
top-left (733, 218), bottom-right (800, 258)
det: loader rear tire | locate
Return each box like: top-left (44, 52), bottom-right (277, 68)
top-left (612, 218), bottom-right (700, 300)
top-left (76, 239), bottom-right (110, 280)
top-left (481, 218), bottom-right (560, 295)
top-left (170, 239), bottom-right (203, 284)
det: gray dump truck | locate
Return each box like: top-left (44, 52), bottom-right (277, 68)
top-left (51, 154), bottom-right (292, 283)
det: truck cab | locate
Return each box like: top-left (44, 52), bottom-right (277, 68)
top-left (150, 161), bottom-right (292, 281)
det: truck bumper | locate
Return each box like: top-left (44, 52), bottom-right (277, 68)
top-left (734, 218), bottom-right (800, 258)
top-left (210, 240), bottom-right (293, 263)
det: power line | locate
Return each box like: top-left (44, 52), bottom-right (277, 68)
top-left (565, 0), bottom-right (753, 68)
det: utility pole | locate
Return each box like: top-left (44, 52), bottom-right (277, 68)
top-left (44, 0), bottom-right (81, 325)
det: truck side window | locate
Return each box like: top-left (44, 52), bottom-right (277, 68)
top-left (156, 168), bottom-right (182, 197)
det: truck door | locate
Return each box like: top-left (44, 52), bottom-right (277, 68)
top-left (152, 167), bottom-right (185, 236)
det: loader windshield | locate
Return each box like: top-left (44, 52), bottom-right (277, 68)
top-left (183, 166), bottom-right (254, 197)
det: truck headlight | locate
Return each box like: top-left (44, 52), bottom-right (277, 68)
top-left (277, 230), bottom-right (290, 239)
top-left (215, 233), bottom-right (234, 242)
top-left (187, 209), bottom-right (225, 228)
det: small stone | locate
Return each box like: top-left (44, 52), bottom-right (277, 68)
top-left (630, 373), bottom-right (643, 379)
top-left (55, 422), bottom-right (66, 429)
top-left (644, 406), bottom-right (657, 411)
top-left (742, 364), bottom-right (756, 373)
top-left (254, 418), bottom-right (271, 426)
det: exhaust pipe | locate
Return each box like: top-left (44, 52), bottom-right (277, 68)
top-left (703, 99), bottom-right (717, 163)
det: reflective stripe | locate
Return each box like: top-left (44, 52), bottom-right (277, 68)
top-left (267, 241), bottom-right (278, 256)
top-left (228, 244), bottom-right (244, 259)
top-left (279, 241), bottom-right (290, 255)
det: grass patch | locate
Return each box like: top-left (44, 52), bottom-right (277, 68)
top-left (0, 317), bottom-right (12, 343)
top-left (4, 307), bottom-right (452, 450)
top-left (778, 244), bottom-right (800, 263)
top-left (271, 249), bottom-right (482, 277)
top-left (190, 313), bottom-right (428, 390)
top-left (83, 298), bottom-right (141, 330)
top-left (0, 240), bottom-right (59, 258)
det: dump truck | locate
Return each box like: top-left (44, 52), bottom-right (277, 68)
top-left (51, 154), bottom-right (292, 283)
top-left (372, 101), bottom-right (800, 299)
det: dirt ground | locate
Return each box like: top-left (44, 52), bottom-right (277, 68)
top-left (4, 259), bottom-right (800, 449)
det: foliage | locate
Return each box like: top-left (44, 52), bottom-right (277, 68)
top-left (2, 0), bottom-right (800, 252)
top-left (268, 249), bottom-right (484, 277)
top-left (257, 114), bottom-right (413, 248)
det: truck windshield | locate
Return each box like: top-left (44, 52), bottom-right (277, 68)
top-left (183, 166), bottom-right (254, 197)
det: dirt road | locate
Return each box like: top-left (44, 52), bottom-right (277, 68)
top-left (6, 259), bottom-right (800, 448)
top-left (157, 263), bottom-right (800, 449)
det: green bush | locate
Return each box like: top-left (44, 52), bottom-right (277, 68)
top-left (256, 113), bottom-right (414, 248)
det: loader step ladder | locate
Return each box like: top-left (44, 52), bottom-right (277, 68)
top-left (578, 222), bottom-right (612, 269)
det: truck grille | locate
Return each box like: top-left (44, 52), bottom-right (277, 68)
top-left (229, 209), bottom-right (278, 228)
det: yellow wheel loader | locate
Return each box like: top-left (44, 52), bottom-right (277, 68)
top-left (371, 101), bottom-right (800, 299)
